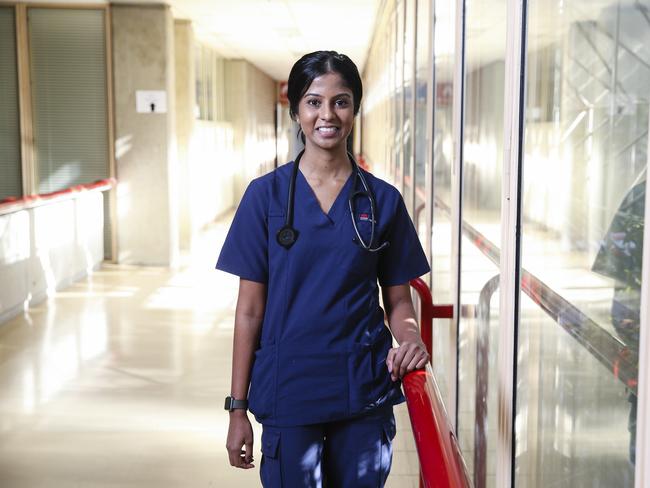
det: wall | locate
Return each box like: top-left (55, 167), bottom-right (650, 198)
top-left (188, 120), bottom-right (235, 235)
top-left (174, 19), bottom-right (194, 251)
top-left (176, 42), bottom-right (275, 245)
top-left (112, 4), bottom-right (178, 266)
top-left (0, 192), bottom-right (104, 324)
top-left (1, 4), bottom-right (276, 284)
top-left (360, 1), bottom-right (394, 182)
top-left (183, 40), bottom-right (235, 239)
top-left (225, 59), bottom-right (277, 198)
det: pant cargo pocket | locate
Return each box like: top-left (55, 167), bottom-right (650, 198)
top-left (260, 429), bottom-right (281, 487)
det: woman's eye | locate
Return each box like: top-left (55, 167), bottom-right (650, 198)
top-left (307, 99), bottom-right (320, 107)
top-left (335, 99), bottom-right (349, 107)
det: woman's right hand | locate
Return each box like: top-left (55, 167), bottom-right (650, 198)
top-left (226, 411), bottom-right (255, 469)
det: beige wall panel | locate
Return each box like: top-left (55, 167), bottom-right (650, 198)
top-left (224, 59), bottom-right (248, 199)
top-left (111, 4), bottom-right (178, 266)
top-left (174, 19), bottom-right (194, 250)
top-left (188, 120), bottom-right (234, 233)
top-left (247, 63), bottom-right (277, 176)
top-left (225, 59), bottom-right (276, 200)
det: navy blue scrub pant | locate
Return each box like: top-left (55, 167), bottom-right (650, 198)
top-left (259, 407), bottom-right (396, 487)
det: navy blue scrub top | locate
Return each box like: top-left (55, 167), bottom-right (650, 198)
top-left (216, 161), bottom-right (430, 427)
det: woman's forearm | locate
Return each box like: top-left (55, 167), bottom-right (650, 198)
top-left (383, 284), bottom-right (421, 344)
top-left (230, 279), bottom-right (267, 400)
top-left (387, 303), bottom-right (420, 344)
top-left (230, 313), bottom-right (263, 400)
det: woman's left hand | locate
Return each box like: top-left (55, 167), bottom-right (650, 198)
top-left (386, 341), bottom-right (430, 382)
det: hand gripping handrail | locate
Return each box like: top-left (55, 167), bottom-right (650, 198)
top-left (0, 178), bottom-right (116, 217)
top-left (406, 278), bottom-right (471, 488)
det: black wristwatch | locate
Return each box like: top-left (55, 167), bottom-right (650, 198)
top-left (224, 395), bottom-right (248, 412)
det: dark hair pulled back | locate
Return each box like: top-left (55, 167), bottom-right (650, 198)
top-left (287, 51), bottom-right (363, 120)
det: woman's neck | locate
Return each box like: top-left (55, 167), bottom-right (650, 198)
top-left (300, 145), bottom-right (350, 179)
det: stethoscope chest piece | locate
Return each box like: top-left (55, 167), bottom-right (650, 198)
top-left (277, 225), bottom-right (298, 249)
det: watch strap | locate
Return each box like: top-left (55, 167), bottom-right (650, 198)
top-left (224, 396), bottom-right (248, 411)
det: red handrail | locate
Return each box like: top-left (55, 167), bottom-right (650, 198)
top-left (406, 278), bottom-right (471, 488)
top-left (0, 178), bottom-right (116, 216)
top-left (403, 368), bottom-right (471, 488)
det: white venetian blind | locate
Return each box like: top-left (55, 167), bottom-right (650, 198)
top-left (28, 8), bottom-right (108, 193)
top-left (0, 7), bottom-right (22, 200)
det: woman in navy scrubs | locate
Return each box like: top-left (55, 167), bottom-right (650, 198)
top-left (217, 51), bottom-right (430, 487)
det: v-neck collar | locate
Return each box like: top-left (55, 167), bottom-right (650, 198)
top-left (297, 168), bottom-right (354, 223)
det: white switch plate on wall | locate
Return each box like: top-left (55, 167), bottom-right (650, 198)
top-left (136, 90), bottom-right (167, 113)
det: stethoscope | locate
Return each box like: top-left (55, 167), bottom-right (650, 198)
top-left (276, 150), bottom-right (390, 252)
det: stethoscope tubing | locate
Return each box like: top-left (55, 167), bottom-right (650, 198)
top-left (277, 150), bottom-right (388, 252)
top-left (348, 165), bottom-right (387, 252)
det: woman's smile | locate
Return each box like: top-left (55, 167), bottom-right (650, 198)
top-left (315, 126), bottom-right (339, 137)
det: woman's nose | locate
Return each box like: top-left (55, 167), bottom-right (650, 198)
top-left (319, 104), bottom-right (335, 120)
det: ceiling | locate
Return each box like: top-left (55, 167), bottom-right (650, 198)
top-left (22, 0), bottom-right (380, 81)
top-left (152, 0), bottom-right (381, 81)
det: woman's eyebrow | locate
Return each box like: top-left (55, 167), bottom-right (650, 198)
top-left (304, 92), bottom-right (352, 98)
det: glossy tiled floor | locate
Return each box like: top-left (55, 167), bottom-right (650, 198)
top-left (0, 216), bottom-right (419, 487)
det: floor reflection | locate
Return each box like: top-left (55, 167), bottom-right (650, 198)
top-left (0, 215), bottom-right (419, 487)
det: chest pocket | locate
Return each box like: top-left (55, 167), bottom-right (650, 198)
top-left (337, 209), bottom-right (381, 279)
top-left (266, 209), bottom-right (286, 250)
top-left (267, 211), bottom-right (284, 229)
top-left (338, 237), bottom-right (377, 279)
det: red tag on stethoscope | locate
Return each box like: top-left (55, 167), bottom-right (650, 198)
top-left (359, 213), bottom-right (370, 221)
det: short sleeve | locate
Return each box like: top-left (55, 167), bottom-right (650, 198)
top-left (377, 193), bottom-right (430, 287)
top-left (216, 179), bottom-right (268, 283)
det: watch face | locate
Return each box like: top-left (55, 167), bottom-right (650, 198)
top-left (224, 396), bottom-right (232, 410)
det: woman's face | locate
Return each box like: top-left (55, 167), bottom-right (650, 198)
top-left (297, 72), bottom-right (355, 153)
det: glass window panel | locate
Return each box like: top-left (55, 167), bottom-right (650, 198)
top-left (194, 45), bottom-right (203, 119)
top-left (0, 7), bottom-right (22, 200)
top-left (29, 8), bottom-right (108, 193)
top-left (387, 13), bottom-right (396, 181)
top-left (207, 49), bottom-right (214, 121)
top-left (194, 45), bottom-right (225, 122)
top-left (431, 0), bottom-right (456, 410)
top-left (394, 2), bottom-right (404, 185)
top-left (414, 0), bottom-right (430, 245)
top-left (403, 0), bottom-right (416, 215)
top-left (457, 1), bottom-right (507, 487)
top-left (516, 1), bottom-right (650, 486)
top-left (215, 56), bottom-right (225, 121)
top-left (360, 12), bottom-right (393, 181)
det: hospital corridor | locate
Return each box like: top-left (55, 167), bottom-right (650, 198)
top-left (2, 0), bottom-right (650, 486)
